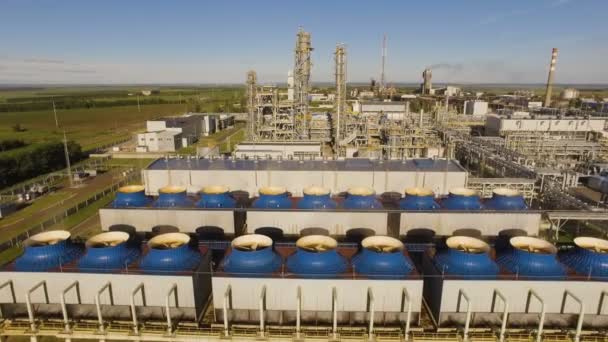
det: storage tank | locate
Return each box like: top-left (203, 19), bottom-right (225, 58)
top-left (287, 235), bottom-right (348, 277)
top-left (78, 231), bottom-right (140, 272)
top-left (352, 236), bottom-right (414, 279)
top-left (587, 175), bottom-right (608, 194)
top-left (197, 185), bottom-right (236, 208)
top-left (14, 230), bottom-right (82, 271)
top-left (252, 186), bottom-right (292, 209)
top-left (342, 187), bottom-right (383, 210)
top-left (297, 186), bottom-right (337, 209)
top-left (496, 236), bottom-right (566, 279)
top-left (484, 188), bottom-right (527, 210)
top-left (399, 187), bottom-right (440, 210)
top-left (433, 236), bottom-right (499, 279)
top-left (153, 186), bottom-right (193, 208)
top-left (441, 188), bottom-right (483, 210)
top-left (222, 234), bottom-right (282, 275)
top-left (112, 185), bottom-right (150, 208)
top-left (559, 237), bottom-right (608, 279)
top-left (139, 233), bottom-right (201, 273)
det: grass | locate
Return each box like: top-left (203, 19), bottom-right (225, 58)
top-left (0, 103), bottom-right (186, 149)
top-left (48, 193), bottom-right (112, 236)
top-left (0, 191), bottom-right (73, 227)
top-left (0, 246), bottom-right (23, 266)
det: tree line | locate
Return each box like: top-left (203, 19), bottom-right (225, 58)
top-left (0, 140), bottom-right (85, 189)
top-left (0, 139), bottom-right (26, 152)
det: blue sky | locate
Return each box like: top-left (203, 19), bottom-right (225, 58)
top-left (0, 0), bottom-right (606, 84)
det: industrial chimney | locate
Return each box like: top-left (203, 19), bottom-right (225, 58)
top-left (544, 48), bottom-right (558, 107)
top-left (422, 69), bottom-right (432, 95)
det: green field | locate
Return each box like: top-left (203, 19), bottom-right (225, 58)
top-left (0, 86), bottom-right (245, 150)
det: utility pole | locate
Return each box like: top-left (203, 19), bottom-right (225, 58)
top-left (53, 101), bottom-right (73, 187)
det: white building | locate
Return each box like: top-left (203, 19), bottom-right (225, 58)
top-left (234, 141), bottom-right (322, 159)
top-left (561, 88), bottom-right (580, 100)
top-left (485, 114), bottom-right (608, 136)
top-left (464, 101), bottom-right (489, 115)
top-left (309, 93), bottom-right (335, 102)
top-left (434, 86), bottom-right (462, 97)
top-left (137, 131), bottom-right (182, 152)
top-left (527, 101), bottom-right (543, 109)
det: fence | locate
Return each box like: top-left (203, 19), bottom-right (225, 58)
top-left (0, 171), bottom-right (139, 254)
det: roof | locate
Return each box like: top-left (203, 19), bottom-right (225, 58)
top-left (146, 158), bottom-right (467, 172)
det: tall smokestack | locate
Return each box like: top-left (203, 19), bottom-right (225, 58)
top-left (422, 69), bottom-right (432, 95)
top-left (544, 48), bottom-right (558, 107)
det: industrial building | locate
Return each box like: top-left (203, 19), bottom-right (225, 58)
top-left (464, 100), bottom-right (489, 115)
top-left (136, 113), bottom-right (234, 152)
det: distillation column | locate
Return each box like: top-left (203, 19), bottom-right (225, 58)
top-left (294, 28), bottom-right (313, 139)
top-left (334, 44), bottom-right (347, 151)
top-left (246, 70), bottom-right (257, 140)
top-left (544, 48), bottom-right (558, 107)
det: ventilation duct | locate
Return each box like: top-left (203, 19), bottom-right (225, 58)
top-left (153, 186), bottom-right (193, 208)
top-left (484, 188), bottom-right (527, 210)
top-left (139, 233), bottom-right (201, 273)
top-left (287, 235), bottom-right (348, 277)
top-left (399, 187), bottom-right (440, 210)
top-left (78, 231), bottom-right (140, 272)
top-left (112, 185), bottom-right (150, 208)
top-left (441, 188), bottom-right (483, 210)
top-left (197, 185), bottom-right (236, 208)
top-left (252, 186), bottom-right (292, 209)
top-left (496, 236), bottom-right (566, 279)
top-left (342, 187), bottom-right (382, 209)
top-left (15, 230), bottom-right (82, 272)
top-left (297, 186), bottom-right (337, 209)
top-left (559, 237), bottom-right (608, 279)
top-left (352, 236), bottom-right (414, 279)
top-left (222, 234), bottom-right (281, 275)
top-left (433, 236), bottom-right (498, 279)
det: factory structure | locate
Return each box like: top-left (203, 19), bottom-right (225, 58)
top-left (137, 113), bottom-right (235, 152)
top-left (2, 29), bottom-right (608, 342)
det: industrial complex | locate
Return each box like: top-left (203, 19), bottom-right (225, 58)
top-left (2, 27), bottom-right (608, 342)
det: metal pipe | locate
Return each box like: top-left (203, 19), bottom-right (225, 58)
top-left (296, 286), bottom-right (302, 339)
top-left (223, 285), bottom-right (232, 337)
top-left (332, 287), bottom-right (338, 339)
top-left (259, 285), bottom-right (266, 337)
top-left (562, 290), bottom-right (584, 342)
top-left (25, 281), bottom-right (49, 333)
top-left (526, 289), bottom-right (546, 342)
top-left (457, 289), bottom-right (472, 342)
top-left (165, 283), bottom-right (178, 335)
top-left (401, 288), bottom-right (412, 341)
top-left (60, 281), bottom-right (81, 333)
top-left (0, 280), bottom-right (16, 319)
top-left (367, 287), bottom-right (375, 340)
top-left (491, 289), bottom-right (509, 342)
top-left (95, 282), bottom-right (113, 334)
top-left (130, 283), bottom-right (146, 335)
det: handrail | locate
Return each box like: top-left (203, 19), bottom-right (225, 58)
top-left (401, 287), bottom-right (412, 341)
top-left (26, 280), bottom-right (49, 332)
top-left (526, 289), bottom-right (546, 342)
top-left (0, 280), bottom-right (16, 320)
top-left (456, 289), bottom-right (472, 342)
top-left (259, 285), bottom-right (267, 337)
top-left (223, 285), bottom-right (232, 337)
top-left (296, 286), bottom-right (302, 339)
top-left (562, 290), bottom-right (584, 342)
top-left (95, 282), bottom-right (113, 333)
top-left (130, 283), bottom-right (146, 335)
top-left (491, 289), bottom-right (509, 342)
top-left (60, 281), bottom-right (81, 333)
top-left (165, 283), bottom-right (178, 335)
top-left (332, 287), bottom-right (338, 340)
top-left (367, 287), bottom-right (375, 341)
